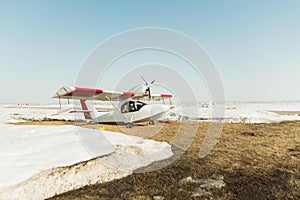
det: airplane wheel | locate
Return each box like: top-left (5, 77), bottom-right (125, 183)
top-left (126, 123), bottom-right (133, 128)
top-left (149, 120), bottom-right (155, 125)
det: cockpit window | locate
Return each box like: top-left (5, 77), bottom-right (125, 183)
top-left (135, 101), bottom-right (146, 110)
top-left (121, 101), bottom-right (147, 113)
top-left (121, 102), bottom-right (129, 113)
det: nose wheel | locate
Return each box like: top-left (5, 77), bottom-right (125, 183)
top-left (126, 123), bottom-right (133, 128)
top-left (149, 120), bottom-right (155, 125)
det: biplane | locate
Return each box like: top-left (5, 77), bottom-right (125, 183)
top-left (53, 78), bottom-right (174, 127)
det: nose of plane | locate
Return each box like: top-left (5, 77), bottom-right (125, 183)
top-left (149, 104), bottom-right (175, 115)
top-left (160, 104), bottom-right (175, 112)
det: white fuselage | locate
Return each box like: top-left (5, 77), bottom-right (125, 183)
top-left (94, 104), bottom-right (172, 124)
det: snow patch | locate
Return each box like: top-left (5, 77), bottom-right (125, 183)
top-left (0, 106), bottom-right (173, 199)
top-left (164, 102), bottom-right (300, 123)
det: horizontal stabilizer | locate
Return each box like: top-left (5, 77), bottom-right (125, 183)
top-left (52, 104), bottom-right (80, 115)
top-left (69, 110), bottom-right (92, 113)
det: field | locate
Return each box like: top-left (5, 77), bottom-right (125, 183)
top-left (44, 120), bottom-right (300, 199)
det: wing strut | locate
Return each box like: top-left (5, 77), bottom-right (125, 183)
top-left (105, 96), bottom-right (126, 120)
top-left (62, 87), bottom-right (70, 104)
top-left (56, 93), bottom-right (62, 109)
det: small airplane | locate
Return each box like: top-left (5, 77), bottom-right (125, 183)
top-left (52, 78), bottom-right (174, 127)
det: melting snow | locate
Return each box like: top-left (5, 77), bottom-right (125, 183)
top-left (0, 106), bottom-right (173, 199)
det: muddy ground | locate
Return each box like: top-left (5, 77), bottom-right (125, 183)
top-left (18, 120), bottom-right (299, 199)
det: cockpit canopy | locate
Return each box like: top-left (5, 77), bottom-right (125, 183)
top-left (121, 101), bottom-right (147, 113)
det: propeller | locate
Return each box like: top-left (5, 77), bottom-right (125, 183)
top-left (140, 76), bottom-right (155, 100)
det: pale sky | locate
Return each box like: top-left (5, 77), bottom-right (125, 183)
top-left (0, 0), bottom-right (300, 103)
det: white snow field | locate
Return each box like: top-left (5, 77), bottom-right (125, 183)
top-left (164, 102), bottom-right (300, 123)
top-left (0, 106), bottom-right (173, 199)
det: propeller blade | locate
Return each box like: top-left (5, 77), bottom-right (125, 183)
top-left (140, 76), bottom-right (154, 100)
top-left (140, 76), bottom-right (148, 85)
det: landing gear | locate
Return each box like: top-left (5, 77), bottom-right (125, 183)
top-left (149, 120), bottom-right (155, 125)
top-left (126, 123), bottom-right (133, 128)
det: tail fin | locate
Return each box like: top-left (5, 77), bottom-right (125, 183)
top-left (80, 100), bottom-right (98, 120)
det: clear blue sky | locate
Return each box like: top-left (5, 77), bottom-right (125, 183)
top-left (0, 0), bottom-right (299, 103)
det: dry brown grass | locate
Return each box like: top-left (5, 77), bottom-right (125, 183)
top-left (18, 120), bottom-right (300, 199)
